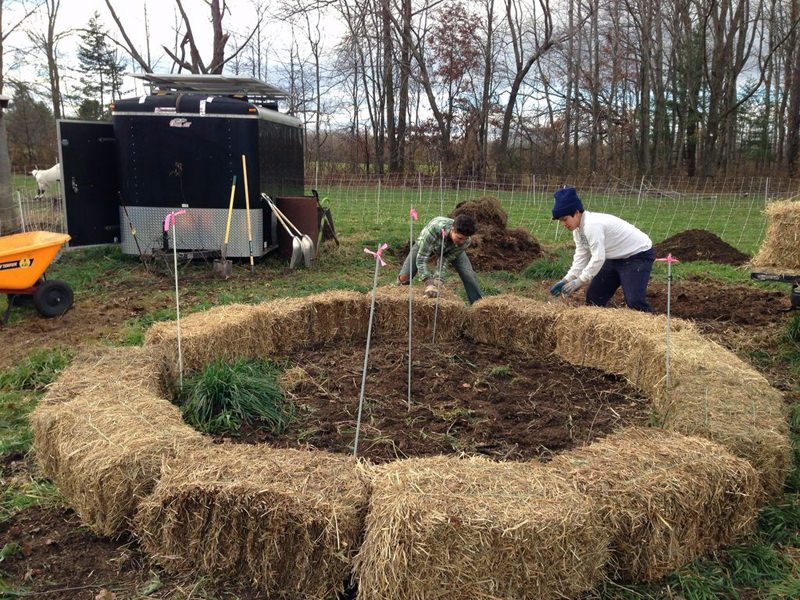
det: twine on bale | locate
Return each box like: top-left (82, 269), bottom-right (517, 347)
top-left (354, 243), bottom-right (388, 456)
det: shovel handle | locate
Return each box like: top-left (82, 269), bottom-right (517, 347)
top-left (223, 175), bottom-right (237, 247)
top-left (241, 155), bottom-right (254, 271)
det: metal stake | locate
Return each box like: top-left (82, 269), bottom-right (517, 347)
top-left (432, 228), bottom-right (446, 344)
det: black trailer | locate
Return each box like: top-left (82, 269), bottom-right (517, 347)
top-left (57, 74), bottom-right (304, 256)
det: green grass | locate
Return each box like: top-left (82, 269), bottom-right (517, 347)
top-left (315, 183), bottom-right (769, 255)
top-left (177, 359), bottom-right (295, 434)
top-left (0, 347), bottom-right (72, 392)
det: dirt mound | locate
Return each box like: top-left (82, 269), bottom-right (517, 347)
top-left (654, 229), bottom-right (749, 265)
top-left (450, 196), bottom-right (544, 271)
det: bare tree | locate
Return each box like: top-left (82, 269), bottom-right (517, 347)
top-left (105, 0), bottom-right (261, 74)
top-left (0, 0), bottom-right (42, 94)
top-left (26, 0), bottom-right (65, 119)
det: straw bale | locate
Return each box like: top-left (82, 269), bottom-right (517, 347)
top-left (550, 427), bottom-right (761, 582)
top-left (464, 295), bottom-right (561, 355)
top-left (252, 291), bottom-right (369, 355)
top-left (553, 307), bottom-right (790, 497)
top-left (374, 284), bottom-right (467, 342)
top-left (554, 306), bottom-right (695, 391)
top-left (135, 445), bottom-right (371, 600)
top-left (751, 200), bottom-right (800, 271)
top-left (355, 455), bottom-right (608, 600)
top-left (41, 345), bottom-right (166, 407)
top-left (144, 303), bottom-right (274, 374)
top-left (31, 382), bottom-right (207, 536)
top-left (649, 334), bottom-right (791, 497)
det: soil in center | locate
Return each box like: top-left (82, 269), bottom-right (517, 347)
top-left (216, 337), bottom-right (651, 464)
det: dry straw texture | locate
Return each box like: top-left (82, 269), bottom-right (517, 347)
top-left (145, 292), bottom-right (370, 375)
top-left (553, 306), bottom-right (789, 497)
top-left (465, 294), bottom-right (562, 355)
top-left (751, 200), bottom-right (800, 271)
top-left (550, 427), bottom-right (761, 582)
top-left (355, 455), bottom-right (608, 600)
top-left (135, 444), bottom-right (371, 600)
top-left (145, 303), bottom-right (275, 375)
top-left (374, 284), bottom-right (467, 341)
top-left (40, 345), bottom-right (166, 406)
top-left (252, 290), bottom-right (369, 355)
top-left (31, 383), bottom-right (207, 536)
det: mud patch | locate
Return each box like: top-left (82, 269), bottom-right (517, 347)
top-left (654, 229), bottom-right (750, 265)
top-left (216, 337), bottom-right (651, 464)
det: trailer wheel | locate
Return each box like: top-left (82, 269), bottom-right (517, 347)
top-left (33, 280), bottom-right (74, 318)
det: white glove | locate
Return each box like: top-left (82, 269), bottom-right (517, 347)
top-left (561, 279), bottom-right (584, 296)
top-left (424, 284), bottom-right (439, 298)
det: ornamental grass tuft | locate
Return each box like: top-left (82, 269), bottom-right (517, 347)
top-left (178, 359), bottom-right (294, 434)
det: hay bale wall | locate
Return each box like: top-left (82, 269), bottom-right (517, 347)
top-left (751, 200), bottom-right (800, 271)
top-left (31, 383), bottom-right (207, 536)
top-left (550, 428), bottom-right (761, 581)
top-left (374, 285), bottom-right (467, 341)
top-left (41, 345), bottom-right (166, 406)
top-left (355, 455), bottom-right (608, 600)
top-left (145, 292), bottom-right (370, 375)
top-left (552, 305), bottom-right (790, 497)
top-left (135, 445), bottom-right (370, 600)
top-left (464, 294), bottom-right (560, 355)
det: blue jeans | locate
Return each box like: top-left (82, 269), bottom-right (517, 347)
top-left (399, 244), bottom-right (483, 304)
top-left (585, 248), bottom-right (654, 312)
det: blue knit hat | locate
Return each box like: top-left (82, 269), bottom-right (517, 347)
top-left (552, 187), bottom-right (583, 219)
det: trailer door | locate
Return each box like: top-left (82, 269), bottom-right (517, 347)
top-left (57, 120), bottom-right (120, 247)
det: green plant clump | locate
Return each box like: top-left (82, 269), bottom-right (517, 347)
top-left (177, 359), bottom-right (294, 434)
top-left (0, 347), bottom-right (72, 392)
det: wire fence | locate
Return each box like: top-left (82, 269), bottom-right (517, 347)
top-left (1, 173), bottom-right (798, 256)
top-left (309, 174), bottom-right (800, 255)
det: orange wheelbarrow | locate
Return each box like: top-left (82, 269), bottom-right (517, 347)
top-left (1, 231), bottom-right (73, 324)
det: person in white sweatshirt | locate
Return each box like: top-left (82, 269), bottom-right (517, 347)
top-left (548, 187), bottom-right (654, 312)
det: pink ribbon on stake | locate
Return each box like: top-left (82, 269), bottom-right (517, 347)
top-left (164, 209), bottom-right (187, 232)
top-left (364, 243), bottom-right (388, 267)
top-left (441, 228), bottom-right (447, 238)
top-left (410, 207), bottom-right (418, 221)
top-left (656, 253), bottom-right (680, 264)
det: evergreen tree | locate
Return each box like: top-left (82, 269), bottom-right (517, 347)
top-left (5, 83), bottom-right (56, 168)
top-left (77, 12), bottom-right (126, 119)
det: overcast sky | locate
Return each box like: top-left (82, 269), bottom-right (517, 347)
top-left (7, 0), bottom-right (317, 100)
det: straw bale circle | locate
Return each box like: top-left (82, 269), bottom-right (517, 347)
top-left (31, 288), bottom-right (791, 599)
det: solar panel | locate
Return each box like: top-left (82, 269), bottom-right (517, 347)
top-left (133, 73), bottom-right (290, 99)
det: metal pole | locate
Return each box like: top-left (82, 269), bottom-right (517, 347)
top-left (432, 228), bottom-right (446, 344)
top-left (354, 254), bottom-right (382, 456)
top-left (172, 221), bottom-right (184, 390)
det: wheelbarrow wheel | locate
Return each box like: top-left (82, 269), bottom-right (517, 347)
top-left (33, 279), bottom-right (74, 318)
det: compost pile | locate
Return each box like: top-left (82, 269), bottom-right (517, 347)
top-left (450, 197), bottom-right (544, 271)
top-left (653, 229), bottom-right (749, 265)
top-left (221, 336), bottom-right (650, 464)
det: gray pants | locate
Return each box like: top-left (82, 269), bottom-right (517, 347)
top-left (399, 244), bottom-right (483, 304)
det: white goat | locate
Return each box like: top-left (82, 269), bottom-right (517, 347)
top-left (30, 163), bottom-right (61, 197)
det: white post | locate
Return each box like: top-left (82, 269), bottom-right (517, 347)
top-left (354, 245), bottom-right (385, 456)
top-left (16, 192), bottom-right (25, 232)
top-left (172, 221), bottom-right (184, 389)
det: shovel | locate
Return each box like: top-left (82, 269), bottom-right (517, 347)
top-left (263, 194), bottom-right (314, 268)
top-left (213, 175), bottom-right (237, 279)
top-left (262, 194), bottom-right (304, 269)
